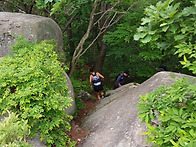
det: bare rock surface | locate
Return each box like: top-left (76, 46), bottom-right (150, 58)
top-left (0, 12), bottom-right (64, 60)
top-left (78, 71), bottom-right (195, 147)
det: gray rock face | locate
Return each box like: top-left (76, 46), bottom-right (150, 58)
top-left (0, 12), bottom-right (64, 60)
top-left (79, 71), bottom-right (195, 147)
top-left (78, 90), bottom-right (95, 101)
top-left (65, 73), bottom-right (75, 115)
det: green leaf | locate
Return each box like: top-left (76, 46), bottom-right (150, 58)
top-left (141, 35), bottom-right (152, 43)
top-left (173, 108), bottom-right (178, 115)
top-left (169, 24), bottom-right (178, 33)
top-left (162, 25), bottom-right (169, 32)
top-left (158, 116), bottom-right (171, 122)
top-left (169, 10), bottom-right (178, 18)
top-left (170, 139), bottom-right (178, 146)
top-left (174, 35), bottom-right (185, 41)
top-left (145, 114), bottom-right (149, 123)
top-left (189, 129), bottom-right (196, 138)
top-left (138, 113), bottom-right (147, 119)
top-left (182, 123), bottom-right (196, 128)
top-left (160, 23), bottom-right (168, 27)
top-left (134, 33), bottom-right (147, 41)
top-left (141, 131), bottom-right (151, 135)
top-left (183, 55), bottom-right (187, 62)
top-left (45, 0), bottom-right (53, 4)
top-left (141, 18), bottom-right (152, 25)
top-left (165, 125), bottom-right (176, 133)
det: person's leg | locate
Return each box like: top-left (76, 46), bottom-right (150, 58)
top-left (97, 92), bottom-right (101, 100)
top-left (94, 86), bottom-right (100, 100)
top-left (100, 90), bottom-right (104, 99)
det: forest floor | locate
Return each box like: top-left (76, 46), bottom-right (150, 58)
top-left (67, 98), bottom-right (98, 146)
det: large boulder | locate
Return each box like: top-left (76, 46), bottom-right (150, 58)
top-left (0, 12), bottom-right (64, 61)
top-left (78, 71), bottom-right (196, 147)
top-left (65, 73), bottom-right (75, 115)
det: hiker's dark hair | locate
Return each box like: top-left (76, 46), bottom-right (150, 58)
top-left (124, 70), bottom-right (130, 75)
top-left (89, 68), bottom-right (94, 72)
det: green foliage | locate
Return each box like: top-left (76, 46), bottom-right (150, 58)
top-left (0, 37), bottom-right (74, 146)
top-left (175, 42), bottom-right (196, 74)
top-left (137, 77), bottom-right (196, 146)
top-left (134, 0), bottom-right (195, 71)
top-left (71, 77), bottom-right (89, 94)
top-left (74, 98), bottom-right (86, 119)
top-left (102, 0), bottom-right (162, 83)
top-left (50, 0), bottom-right (90, 15)
top-left (136, 1), bottom-right (196, 146)
top-left (136, 0), bottom-right (196, 146)
top-left (0, 111), bottom-right (32, 147)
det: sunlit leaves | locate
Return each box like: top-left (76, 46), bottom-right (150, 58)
top-left (137, 77), bottom-right (196, 146)
top-left (175, 42), bottom-right (196, 74)
top-left (0, 37), bottom-right (74, 146)
top-left (0, 111), bottom-right (31, 146)
top-left (134, 0), bottom-right (195, 71)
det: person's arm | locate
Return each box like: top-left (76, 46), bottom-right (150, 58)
top-left (97, 72), bottom-right (104, 79)
top-left (89, 75), bottom-right (93, 89)
top-left (116, 75), bottom-right (122, 87)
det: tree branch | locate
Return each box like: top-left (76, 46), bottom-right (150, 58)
top-left (71, 2), bottom-right (98, 66)
top-left (62, 15), bottom-right (76, 33)
top-left (93, 0), bottom-right (120, 26)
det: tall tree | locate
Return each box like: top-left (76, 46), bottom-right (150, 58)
top-left (50, 0), bottom-right (142, 76)
top-left (103, 0), bottom-right (160, 82)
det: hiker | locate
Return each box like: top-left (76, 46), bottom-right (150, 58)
top-left (89, 68), bottom-right (105, 100)
top-left (115, 71), bottom-right (130, 89)
top-left (157, 65), bottom-right (168, 72)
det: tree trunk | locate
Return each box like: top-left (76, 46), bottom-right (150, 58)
top-left (95, 36), bottom-right (107, 72)
top-left (69, 2), bottom-right (98, 77)
top-left (95, 2), bottom-right (107, 73)
top-left (68, 0), bottom-right (141, 77)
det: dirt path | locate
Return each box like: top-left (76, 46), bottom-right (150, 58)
top-left (68, 99), bottom-right (98, 146)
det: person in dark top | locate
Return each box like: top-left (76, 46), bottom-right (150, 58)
top-left (115, 71), bottom-right (130, 89)
top-left (157, 65), bottom-right (168, 72)
top-left (89, 68), bottom-right (104, 100)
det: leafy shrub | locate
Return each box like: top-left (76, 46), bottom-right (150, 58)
top-left (73, 98), bottom-right (86, 119)
top-left (136, 0), bottom-right (196, 146)
top-left (137, 77), bottom-right (196, 146)
top-left (0, 111), bottom-right (31, 147)
top-left (71, 77), bottom-right (89, 94)
top-left (0, 37), bottom-right (75, 146)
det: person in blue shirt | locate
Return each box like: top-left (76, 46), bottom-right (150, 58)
top-left (89, 68), bottom-right (104, 100)
top-left (115, 71), bottom-right (130, 89)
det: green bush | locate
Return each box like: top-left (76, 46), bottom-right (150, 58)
top-left (0, 111), bottom-right (32, 147)
top-left (137, 76), bottom-right (196, 146)
top-left (0, 37), bottom-right (75, 146)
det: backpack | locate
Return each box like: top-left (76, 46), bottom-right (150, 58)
top-left (92, 73), bottom-right (101, 82)
top-left (115, 74), bottom-right (120, 80)
top-left (115, 73), bottom-right (124, 81)
top-left (93, 74), bottom-right (99, 82)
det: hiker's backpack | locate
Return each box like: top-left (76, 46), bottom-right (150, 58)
top-left (115, 73), bottom-right (124, 81)
top-left (115, 74), bottom-right (120, 80)
top-left (92, 73), bottom-right (101, 86)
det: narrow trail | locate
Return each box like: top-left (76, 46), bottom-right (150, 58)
top-left (68, 98), bottom-right (98, 146)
